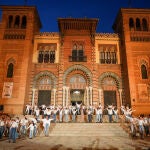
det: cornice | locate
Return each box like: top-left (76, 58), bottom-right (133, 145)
top-left (34, 32), bottom-right (60, 39)
top-left (95, 33), bottom-right (119, 41)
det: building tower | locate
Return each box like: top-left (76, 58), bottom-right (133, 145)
top-left (0, 6), bottom-right (41, 114)
top-left (113, 8), bottom-right (150, 114)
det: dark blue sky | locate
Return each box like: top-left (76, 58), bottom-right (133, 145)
top-left (0, 0), bottom-right (149, 33)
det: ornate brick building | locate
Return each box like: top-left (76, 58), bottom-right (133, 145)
top-left (0, 6), bottom-right (150, 115)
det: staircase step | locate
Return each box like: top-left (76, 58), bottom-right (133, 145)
top-left (49, 123), bottom-right (129, 137)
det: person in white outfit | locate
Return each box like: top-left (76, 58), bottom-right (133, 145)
top-left (20, 117), bottom-right (28, 137)
top-left (95, 107), bottom-right (101, 123)
top-left (107, 105), bottom-right (114, 123)
top-left (42, 116), bottom-right (53, 136)
top-left (72, 108), bottom-right (77, 122)
top-left (64, 107), bottom-right (69, 122)
top-left (9, 119), bottom-right (18, 143)
top-left (27, 121), bottom-right (34, 139)
top-left (25, 104), bottom-right (31, 115)
top-left (113, 107), bottom-right (119, 123)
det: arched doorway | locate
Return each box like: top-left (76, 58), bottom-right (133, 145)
top-left (102, 77), bottom-right (117, 106)
top-left (36, 77), bottom-right (51, 106)
top-left (99, 72), bottom-right (123, 108)
top-left (69, 75), bottom-right (86, 105)
top-left (32, 71), bottom-right (57, 106)
top-left (62, 64), bottom-right (92, 106)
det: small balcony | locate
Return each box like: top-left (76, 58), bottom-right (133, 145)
top-left (69, 56), bottom-right (87, 62)
top-left (100, 59), bottom-right (117, 64)
top-left (4, 29), bottom-right (26, 40)
top-left (130, 31), bottom-right (150, 42)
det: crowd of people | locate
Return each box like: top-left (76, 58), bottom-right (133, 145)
top-left (124, 113), bottom-right (150, 139)
top-left (25, 102), bottom-right (120, 123)
top-left (0, 102), bottom-right (150, 143)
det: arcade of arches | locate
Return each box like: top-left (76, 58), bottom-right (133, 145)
top-left (31, 68), bottom-right (123, 110)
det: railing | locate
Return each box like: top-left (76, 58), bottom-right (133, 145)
top-left (130, 31), bottom-right (150, 42)
top-left (69, 56), bottom-right (87, 62)
top-left (3, 29), bottom-right (26, 40)
top-left (100, 59), bottom-right (117, 64)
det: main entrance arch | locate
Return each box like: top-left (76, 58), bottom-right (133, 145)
top-left (69, 75), bottom-right (86, 105)
top-left (62, 65), bottom-right (93, 106)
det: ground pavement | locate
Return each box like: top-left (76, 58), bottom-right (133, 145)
top-left (0, 123), bottom-right (150, 150)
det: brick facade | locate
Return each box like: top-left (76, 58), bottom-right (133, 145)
top-left (0, 6), bottom-right (150, 115)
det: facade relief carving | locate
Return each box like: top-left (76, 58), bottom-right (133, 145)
top-left (138, 84), bottom-right (149, 102)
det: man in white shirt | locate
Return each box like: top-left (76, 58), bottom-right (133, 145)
top-left (52, 107), bottom-right (58, 123)
top-left (138, 116), bottom-right (145, 139)
top-left (87, 109), bottom-right (92, 123)
top-left (46, 108), bottom-right (51, 119)
top-left (9, 119), bottom-right (18, 143)
top-left (113, 107), bottom-right (119, 123)
top-left (42, 116), bottom-right (53, 136)
top-left (25, 104), bottom-right (31, 115)
top-left (72, 108), bottom-right (77, 122)
top-left (76, 102), bottom-right (82, 115)
top-left (125, 115), bottom-right (138, 138)
top-left (95, 107), bottom-right (100, 123)
top-left (143, 116), bottom-right (149, 137)
top-left (0, 117), bottom-right (5, 139)
top-left (27, 121), bottom-right (34, 139)
top-left (95, 107), bottom-right (103, 123)
top-left (20, 117), bottom-right (28, 137)
top-left (107, 105), bottom-right (113, 123)
top-left (64, 107), bottom-right (69, 122)
top-left (59, 107), bottom-right (64, 122)
top-left (35, 108), bottom-right (40, 120)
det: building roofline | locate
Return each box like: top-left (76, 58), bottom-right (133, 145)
top-left (0, 5), bottom-right (42, 28)
top-left (120, 8), bottom-right (150, 13)
top-left (112, 8), bottom-right (150, 31)
top-left (58, 17), bottom-right (99, 34)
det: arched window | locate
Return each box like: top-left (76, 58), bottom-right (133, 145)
top-left (142, 18), bottom-right (148, 31)
top-left (78, 44), bottom-right (84, 61)
top-left (14, 16), bottom-right (20, 28)
top-left (72, 44), bottom-right (78, 61)
top-left (136, 18), bottom-right (141, 31)
top-left (71, 44), bottom-right (85, 62)
top-left (73, 44), bottom-right (77, 50)
top-left (21, 16), bottom-right (27, 29)
top-left (50, 51), bottom-right (55, 63)
top-left (7, 63), bottom-right (14, 78)
top-left (8, 15), bottom-right (13, 28)
top-left (99, 46), bottom-right (117, 64)
top-left (129, 18), bottom-right (134, 31)
top-left (38, 51), bottom-right (44, 63)
top-left (44, 51), bottom-right (49, 63)
top-left (100, 46), bottom-right (105, 64)
top-left (141, 64), bottom-right (148, 79)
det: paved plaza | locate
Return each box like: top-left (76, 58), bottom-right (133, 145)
top-left (0, 123), bottom-right (150, 150)
top-left (0, 135), bottom-right (150, 150)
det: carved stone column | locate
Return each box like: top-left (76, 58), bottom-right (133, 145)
top-left (62, 86), bottom-right (66, 107)
top-left (98, 89), bottom-right (103, 104)
top-left (86, 87), bottom-right (89, 106)
top-left (66, 86), bottom-right (69, 107)
top-left (84, 90), bottom-right (86, 105)
top-left (89, 86), bottom-right (93, 105)
top-left (32, 89), bottom-right (36, 108)
top-left (119, 89), bottom-right (123, 106)
top-left (53, 88), bottom-right (56, 106)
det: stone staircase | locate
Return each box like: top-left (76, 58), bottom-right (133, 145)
top-left (14, 114), bottom-right (124, 123)
top-left (49, 123), bottom-right (129, 137)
